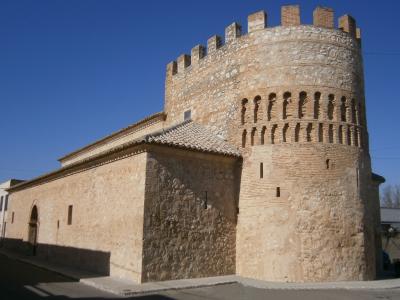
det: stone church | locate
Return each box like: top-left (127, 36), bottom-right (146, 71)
top-left (4, 5), bottom-right (385, 283)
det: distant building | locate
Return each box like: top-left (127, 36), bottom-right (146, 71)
top-left (381, 207), bottom-right (400, 262)
top-left (0, 179), bottom-right (24, 244)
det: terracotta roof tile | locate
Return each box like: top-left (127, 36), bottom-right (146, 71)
top-left (8, 120), bottom-right (240, 192)
top-left (143, 120), bottom-right (241, 157)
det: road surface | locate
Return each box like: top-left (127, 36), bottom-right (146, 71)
top-left (1, 253), bottom-right (400, 299)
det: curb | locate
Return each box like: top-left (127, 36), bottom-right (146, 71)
top-left (81, 278), bottom-right (238, 296)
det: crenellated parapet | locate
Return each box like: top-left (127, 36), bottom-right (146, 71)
top-left (166, 5), bottom-right (361, 77)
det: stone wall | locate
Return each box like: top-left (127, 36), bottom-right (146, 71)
top-left (6, 152), bottom-right (148, 282)
top-left (141, 146), bottom-right (239, 282)
top-left (237, 144), bottom-right (374, 282)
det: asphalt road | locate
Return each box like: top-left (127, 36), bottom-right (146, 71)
top-left (2, 253), bottom-right (400, 299)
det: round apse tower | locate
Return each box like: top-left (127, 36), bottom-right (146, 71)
top-left (236, 6), bottom-right (379, 282)
top-left (163, 4), bottom-right (381, 283)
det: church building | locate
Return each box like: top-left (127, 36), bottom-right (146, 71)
top-left (4, 5), bottom-right (384, 283)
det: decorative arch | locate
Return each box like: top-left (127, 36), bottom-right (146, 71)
top-left (298, 91), bottom-right (307, 119)
top-left (318, 123), bottom-right (324, 142)
top-left (253, 96), bottom-right (261, 123)
top-left (261, 126), bottom-right (266, 145)
top-left (327, 94), bottom-right (335, 120)
top-left (338, 125), bottom-right (343, 144)
top-left (241, 98), bottom-right (248, 125)
top-left (314, 92), bottom-right (321, 119)
top-left (251, 127), bottom-right (257, 146)
top-left (295, 123), bottom-right (301, 142)
top-left (271, 124), bottom-right (277, 144)
top-left (340, 96), bottom-right (347, 122)
top-left (346, 126), bottom-right (352, 145)
top-left (283, 92), bottom-right (291, 119)
top-left (242, 129), bottom-right (247, 148)
top-left (328, 124), bottom-right (334, 143)
top-left (267, 93), bottom-right (277, 121)
top-left (306, 123), bottom-right (313, 142)
top-left (283, 123), bottom-right (289, 142)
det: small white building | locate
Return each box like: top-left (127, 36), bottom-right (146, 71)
top-left (0, 179), bottom-right (24, 243)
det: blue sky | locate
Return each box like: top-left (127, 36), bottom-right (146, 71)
top-left (0, 0), bottom-right (399, 190)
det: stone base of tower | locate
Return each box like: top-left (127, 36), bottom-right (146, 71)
top-left (236, 143), bottom-right (378, 282)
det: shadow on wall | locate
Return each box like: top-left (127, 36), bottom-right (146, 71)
top-left (1, 238), bottom-right (110, 277)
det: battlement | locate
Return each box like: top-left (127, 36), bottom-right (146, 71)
top-left (166, 5), bottom-right (361, 76)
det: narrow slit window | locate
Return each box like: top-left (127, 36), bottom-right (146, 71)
top-left (11, 212), bottom-right (14, 224)
top-left (184, 109), bottom-right (191, 121)
top-left (260, 163), bottom-right (264, 178)
top-left (326, 159), bottom-right (330, 169)
top-left (67, 205), bottom-right (73, 225)
top-left (276, 187), bottom-right (281, 197)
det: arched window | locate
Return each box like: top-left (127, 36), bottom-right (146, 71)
top-left (267, 93), bottom-right (276, 121)
top-left (242, 129), bottom-right (247, 148)
top-left (298, 92), bottom-right (307, 119)
top-left (314, 92), bottom-right (321, 119)
top-left (327, 94), bottom-right (335, 120)
top-left (318, 123), bottom-right (323, 142)
top-left (283, 123), bottom-right (289, 142)
top-left (347, 126), bottom-right (351, 145)
top-left (261, 126), bottom-right (266, 145)
top-left (253, 96), bottom-right (261, 123)
top-left (340, 96), bottom-right (347, 122)
top-left (241, 98), bottom-right (248, 125)
top-left (251, 127), bottom-right (257, 146)
top-left (306, 123), bottom-right (313, 142)
top-left (338, 125), bottom-right (343, 144)
top-left (283, 92), bottom-right (291, 119)
top-left (295, 123), bottom-right (301, 142)
top-left (328, 124), bottom-right (334, 143)
top-left (271, 124), bottom-right (277, 144)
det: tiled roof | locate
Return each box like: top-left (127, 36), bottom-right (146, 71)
top-left (142, 120), bottom-right (241, 157)
top-left (8, 120), bottom-right (240, 192)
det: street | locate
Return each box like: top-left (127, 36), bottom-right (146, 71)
top-left (2, 253), bottom-right (400, 299)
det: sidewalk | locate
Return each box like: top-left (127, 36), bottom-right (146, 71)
top-left (2, 248), bottom-right (400, 296)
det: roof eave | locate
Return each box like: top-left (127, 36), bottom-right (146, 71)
top-left (57, 111), bottom-right (166, 162)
